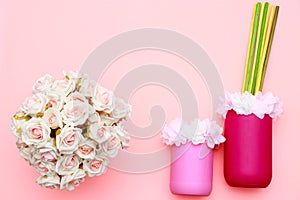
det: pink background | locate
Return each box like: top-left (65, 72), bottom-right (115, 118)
top-left (1, 0), bottom-right (300, 199)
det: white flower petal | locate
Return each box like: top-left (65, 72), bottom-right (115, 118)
top-left (60, 169), bottom-right (86, 191)
top-left (36, 174), bottom-right (60, 189)
top-left (218, 92), bottom-right (282, 119)
top-left (56, 126), bottom-right (83, 154)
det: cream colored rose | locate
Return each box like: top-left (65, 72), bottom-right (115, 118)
top-left (18, 145), bottom-right (35, 164)
top-left (111, 98), bottom-right (131, 121)
top-left (99, 113), bottom-right (115, 126)
top-left (11, 118), bottom-right (26, 139)
top-left (46, 91), bottom-right (65, 111)
top-left (89, 123), bottom-right (111, 144)
top-left (60, 169), bottom-right (86, 191)
top-left (32, 144), bottom-right (57, 175)
top-left (32, 74), bottom-right (54, 93)
top-left (61, 100), bottom-right (90, 126)
top-left (113, 125), bottom-right (130, 148)
top-left (79, 79), bottom-right (97, 97)
top-left (88, 110), bottom-right (101, 124)
top-left (16, 138), bottom-right (26, 149)
top-left (11, 110), bottom-right (28, 138)
top-left (36, 174), bottom-right (60, 189)
top-left (51, 79), bottom-right (75, 96)
top-left (102, 134), bottom-right (121, 158)
top-left (33, 159), bottom-right (56, 175)
top-left (63, 70), bottom-right (87, 82)
top-left (43, 108), bottom-right (63, 129)
top-left (92, 86), bottom-right (114, 112)
top-left (55, 154), bottom-right (80, 175)
top-left (95, 146), bottom-right (105, 159)
top-left (56, 126), bottom-right (83, 154)
top-left (83, 158), bottom-right (109, 177)
top-left (21, 118), bottom-right (51, 146)
top-left (76, 139), bottom-right (96, 159)
top-left (21, 93), bottom-right (47, 116)
top-left (33, 140), bottom-right (58, 162)
top-left (66, 91), bottom-right (87, 103)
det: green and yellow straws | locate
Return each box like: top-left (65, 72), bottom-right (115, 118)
top-left (242, 2), bottom-right (279, 94)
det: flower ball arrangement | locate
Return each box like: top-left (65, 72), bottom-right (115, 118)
top-left (11, 71), bottom-right (131, 191)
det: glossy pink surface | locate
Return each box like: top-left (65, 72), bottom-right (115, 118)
top-left (224, 110), bottom-right (272, 187)
top-left (170, 144), bottom-right (213, 196)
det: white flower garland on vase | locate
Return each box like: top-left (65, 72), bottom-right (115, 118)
top-left (161, 118), bottom-right (225, 158)
top-left (217, 91), bottom-right (282, 119)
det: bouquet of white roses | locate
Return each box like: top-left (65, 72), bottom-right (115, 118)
top-left (11, 71), bottom-right (131, 191)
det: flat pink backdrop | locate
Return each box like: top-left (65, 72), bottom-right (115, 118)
top-left (1, 0), bottom-right (299, 199)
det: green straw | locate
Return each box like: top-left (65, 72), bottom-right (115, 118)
top-left (250, 2), bottom-right (269, 94)
top-left (259, 6), bottom-right (279, 91)
top-left (244, 2), bottom-right (261, 92)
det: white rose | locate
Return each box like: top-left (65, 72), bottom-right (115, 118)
top-left (32, 74), bottom-right (54, 93)
top-left (36, 174), bottom-right (60, 189)
top-left (94, 145), bottom-right (105, 159)
top-left (43, 108), bottom-right (63, 129)
top-left (60, 169), bottom-right (86, 191)
top-left (46, 91), bottom-right (65, 111)
top-left (66, 91), bottom-right (88, 103)
top-left (76, 139), bottom-right (96, 159)
top-left (63, 70), bottom-right (87, 82)
top-left (55, 154), bottom-right (80, 175)
top-left (88, 111), bottom-right (101, 124)
top-left (111, 98), bottom-right (131, 120)
top-left (101, 134), bottom-right (121, 158)
top-left (21, 118), bottom-right (51, 146)
top-left (33, 159), bottom-right (56, 176)
top-left (79, 79), bottom-right (97, 97)
top-left (32, 143), bottom-right (57, 175)
top-left (113, 126), bottom-right (130, 148)
top-left (16, 138), bottom-right (26, 149)
top-left (51, 79), bottom-right (75, 96)
top-left (92, 86), bottom-right (114, 112)
top-left (99, 112), bottom-right (115, 126)
top-left (33, 140), bottom-right (58, 162)
top-left (21, 93), bottom-right (47, 116)
top-left (61, 100), bottom-right (90, 126)
top-left (11, 118), bottom-right (26, 138)
top-left (56, 126), bottom-right (83, 154)
top-left (83, 158), bottom-right (109, 177)
top-left (11, 110), bottom-right (29, 138)
top-left (89, 123), bottom-right (111, 144)
top-left (18, 144), bottom-right (35, 164)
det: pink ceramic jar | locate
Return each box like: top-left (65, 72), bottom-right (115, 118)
top-left (224, 110), bottom-right (272, 187)
top-left (170, 143), bottom-right (213, 195)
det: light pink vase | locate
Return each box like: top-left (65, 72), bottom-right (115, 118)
top-left (170, 143), bottom-right (213, 196)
